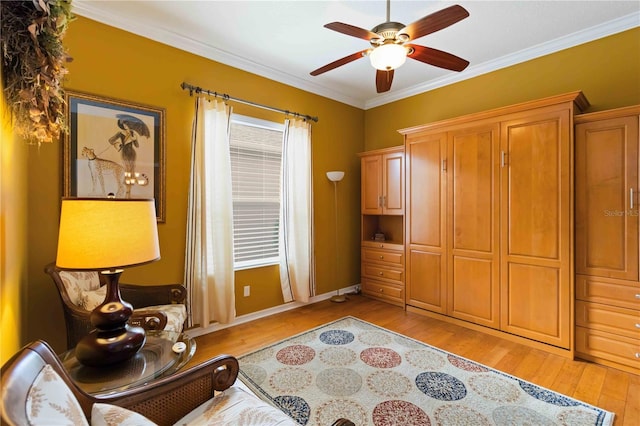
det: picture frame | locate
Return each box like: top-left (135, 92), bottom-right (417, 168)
top-left (64, 91), bottom-right (166, 222)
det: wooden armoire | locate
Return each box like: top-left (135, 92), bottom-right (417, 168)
top-left (574, 105), bottom-right (640, 374)
top-left (398, 92), bottom-right (589, 356)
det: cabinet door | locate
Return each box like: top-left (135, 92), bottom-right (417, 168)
top-left (405, 132), bottom-right (447, 312)
top-left (575, 116), bottom-right (639, 281)
top-left (500, 108), bottom-right (572, 349)
top-left (383, 151), bottom-right (404, 214)
top-left (361, 155), bottom-right (382, 214)
top-left (447, 124), bottom-right (500, 328)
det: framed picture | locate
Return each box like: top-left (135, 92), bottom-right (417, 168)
top-left (64, 91), bottom-right (166, 222)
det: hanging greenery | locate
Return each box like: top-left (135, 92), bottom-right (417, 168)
top-left (1, 0), bottom-right (73, 144)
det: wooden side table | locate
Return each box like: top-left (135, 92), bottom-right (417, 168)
top-left (60, 330), bottom-right (195, 396)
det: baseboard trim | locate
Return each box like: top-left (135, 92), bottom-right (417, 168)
top-left (406, 305), bottom-right (574, 359)
top-left (185, 285), bottom-right (359, 338)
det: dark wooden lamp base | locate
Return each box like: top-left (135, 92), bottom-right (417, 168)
top-left (75, 270), bottom-right (146, 367)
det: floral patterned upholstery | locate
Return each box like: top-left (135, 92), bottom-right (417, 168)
top-left (174, 385), bottom-right (297, 426)
top-left (26, 365), bottom-right (89, 426)
top-left (91, 404), bottom-right (157, 426)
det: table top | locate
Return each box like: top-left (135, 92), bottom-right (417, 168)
top-left (60, 330), bottom-right (195, 396)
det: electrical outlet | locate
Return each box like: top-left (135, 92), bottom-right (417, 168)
top-left (243, 285), bottom-right (250, 297)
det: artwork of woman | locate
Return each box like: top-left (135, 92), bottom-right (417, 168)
top-left (108, 114), bottom-right (150, 197)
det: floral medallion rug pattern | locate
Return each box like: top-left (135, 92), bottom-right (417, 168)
top-left (237, 316), bottom-right (613, 426)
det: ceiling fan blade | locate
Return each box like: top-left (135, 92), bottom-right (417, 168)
top-left (407, 44), bottom-right (469, 72)
top-left (400, 5), bottom-right (469, 41)
top-left (376, 69), bottom-right (394, 93)
top-left (324, 22), bottom-right (380, 41)
top-left (310, 50), bottom-right (369, 76)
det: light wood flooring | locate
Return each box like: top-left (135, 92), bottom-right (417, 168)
top-left (188, 295), bottom-right (639, 426)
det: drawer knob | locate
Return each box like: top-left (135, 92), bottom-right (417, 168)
top-left (636, 323), bottom-right (640, 329)
top-left (379, 288), bottom-right (384, 293)
top-left (379, 255), bottom-right (384, 259)
top-left (379, 244), bottom-right (384, 248)
top-left (635, 294), bottom-right (640, 299)
top-left (636, 353), bottom-right (640, 359)
top-left (379, 272), bottom-right (384, 276)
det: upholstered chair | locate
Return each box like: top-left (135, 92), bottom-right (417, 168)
top-left (1, 340), bottom-right (356, 426)
top-left (45, 263), bottom-right (188, 349)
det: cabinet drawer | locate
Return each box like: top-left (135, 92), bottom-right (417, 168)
top-left (362, 241), bottom-right (404, 251)
top-left (362, 248), bottom-right (403, 266)
top-left (576, 301), bottom-right (640, 339)
top-left (576, 275), bottom-right (640, 310)
top-left (362, 278), bottom-right (403, 301)
top-left (576, 326), bottom-right (640, 371)
top-left (362, 263), bottom-right (403, 283)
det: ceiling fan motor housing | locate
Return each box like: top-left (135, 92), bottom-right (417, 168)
top-left (370, 21), bottom-right (408, 45)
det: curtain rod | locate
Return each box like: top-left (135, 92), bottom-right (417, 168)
top-left (180, 82), bottom-right (319, 123)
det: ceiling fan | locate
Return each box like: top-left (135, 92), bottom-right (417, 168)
top-left (310, 1), bottom-right (470, 93)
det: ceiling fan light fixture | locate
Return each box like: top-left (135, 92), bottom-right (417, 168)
top-left (369, 43), bottom-right (407, 71)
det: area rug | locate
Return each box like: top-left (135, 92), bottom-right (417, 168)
top-left (237, 316), bottom-right (614, 426)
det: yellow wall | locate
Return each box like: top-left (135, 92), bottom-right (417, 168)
top-left (0, 73), bottom-right (28, 363)
top-left (23, 16), bottom-right (364, 350)
top-left (364, 28), bottom-right (640, 151)
top-left (8, 18), bottom-right (640, 353)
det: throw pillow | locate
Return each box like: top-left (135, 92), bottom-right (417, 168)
top-left (26, 364), bottom-right (89, 426)
top-left (174, 385), bottom-right (297, 426)
top-left (91, 403), bottom-right (157, 426)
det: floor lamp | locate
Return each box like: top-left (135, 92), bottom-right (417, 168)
top-left (326, 171), bottom-right (346, 303)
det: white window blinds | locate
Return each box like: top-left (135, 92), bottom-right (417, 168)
top-left (229, 115), bottom-right (284, 269)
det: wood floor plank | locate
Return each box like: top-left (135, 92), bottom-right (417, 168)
top-left (574, 363), bottom-right (608, 406)
top-left (623, 377), bottom-right (640, 426)
top-left (185, 295), bottom-right (636, 423)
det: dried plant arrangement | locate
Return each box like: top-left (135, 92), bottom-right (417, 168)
top-left (1, 0), bottom-right (73, 144)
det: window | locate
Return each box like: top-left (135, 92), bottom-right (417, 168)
top-left (229, 115), bottom-right (284, 270)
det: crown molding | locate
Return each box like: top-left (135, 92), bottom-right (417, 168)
top-left (71, 2), bottom-right (366, 109)
top-left (72, 3), bottom-right (638, 111)
top-left (365, 11), bottom-right (639, 109)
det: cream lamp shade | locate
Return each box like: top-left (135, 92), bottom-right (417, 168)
top-left (56, 198), bottom-right (160, 270)
top-left (326, 171), bottom-right (345, 182)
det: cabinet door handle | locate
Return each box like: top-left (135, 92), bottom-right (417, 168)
top-left (631, 188), bottom-right (635, 210)
top-left (382, 195), bottom-right (386, 207)
top-left (442, 159), bottom-right (447, 172)
top-left (501, 151), bottom-right (507, 168)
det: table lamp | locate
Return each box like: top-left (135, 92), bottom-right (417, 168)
top-left (56, 198), bottom-right (160, 366)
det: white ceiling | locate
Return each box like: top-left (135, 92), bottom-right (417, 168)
top-left (72, 1), bottom-right (639, 110)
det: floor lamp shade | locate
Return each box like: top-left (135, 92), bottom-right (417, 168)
top-left (56, 198), bottom-right (160, 366)
top-left (326, 171), bottom-right (345, 182)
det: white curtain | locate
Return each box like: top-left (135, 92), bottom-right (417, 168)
top-left (279, 118), bottom-right (314, 303)
top-left (184, 97), bottom-right (235, 327)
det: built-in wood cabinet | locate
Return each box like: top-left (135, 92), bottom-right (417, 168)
top-left (400, 92), bottom-right (588, 355)
top-left (405, 132), bottom-right (447, 313)
top-left (499, 107), bottom-right (573, 349)
top-left (361, 148), bottom-right (404, 215)
top-left (574, 105), bottom-right (640, 374)
top-left (359, 147), bottom-right (405, 307)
